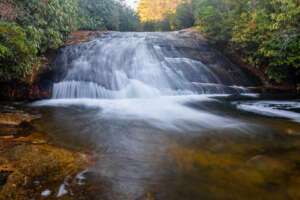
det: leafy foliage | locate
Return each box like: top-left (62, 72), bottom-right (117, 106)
top-left (78, 0), bottom-right (139, 31)
top-left (0, 0), bottom-right (79, 80)
top-left (192, 0), bottom-right (300, 83)
top-left (138, 0), bottom-right (300, 83)
top-left (138, 0), bottom-right (184, 22)
top-left (229, 0), bottom-right (300, 82)
top-left (119, 7), bottom-right (140, 31)
top-left (0, 0), bottom-right (139, 81)
top-left (0, 22), bottom-right (38, 80)
top-left (138, 0), bottom-right (195, 31)
top-left (15, 0), bottom-right (79, 52)
top-left (173, 1), bottom-right (195, 29)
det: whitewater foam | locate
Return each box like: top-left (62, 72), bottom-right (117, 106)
top-left (52, 32), bottom-right (250, 99)
top-left (235, 101), bottom-right (300, 123)
top-left (34, 95), bottom-right (239, 131)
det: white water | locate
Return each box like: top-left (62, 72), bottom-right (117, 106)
top-left (32, 32), bottom-right (266, 199)
top-left (52, 32), bottom-right (249, 99)
top-left (35, 95), bottom-right (241, 131)
top-left (36, 32), bottom-right (255, 131)
top-left (235, 101), bottom-right (300, 123)
top-left (52, 80), bottom-right (193, 99)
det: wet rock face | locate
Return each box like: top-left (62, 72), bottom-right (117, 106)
top-left (0, 105), bottom-right (40, 138)
top-left (0, 79), bottom-right (53, 101)
top-left (0, 111), bottom-right (38, 126)
top-left (52, 31), bottom-right (259, 99)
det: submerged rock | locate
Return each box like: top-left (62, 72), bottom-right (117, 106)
top-left (0, 142), bottom-right (89, 200)
top-left (0, 163), bottom-right (14, 187)
top-left (0, 106), bottom-right (40, 139)
top-left (0, 106), bottom-right (91, 200)
top-left (0, 111), bottom-right (38, 126)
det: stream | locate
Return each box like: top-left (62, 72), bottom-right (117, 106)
top-left (29, 32), bottom-right (300, 200)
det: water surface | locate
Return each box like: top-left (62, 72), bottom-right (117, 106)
top-left (31, 96), bottom-right (300, 200)
top-left (30, 31), bottom-right (300, 199)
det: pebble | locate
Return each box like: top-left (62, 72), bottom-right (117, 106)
top-left (41, 189), bottom-right (51, 197)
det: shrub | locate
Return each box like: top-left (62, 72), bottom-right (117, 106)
top-left (0, 22), bottom-right (39, 80)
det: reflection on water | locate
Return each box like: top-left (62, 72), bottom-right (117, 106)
top-left (31, 96), bottom-right (300, 200)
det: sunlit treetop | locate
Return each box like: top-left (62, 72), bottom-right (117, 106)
top-left (137, 0), bottom-right (184, 22)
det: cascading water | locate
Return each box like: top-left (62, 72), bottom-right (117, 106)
top-left (35, 32), bottom-right (258, 200)
top-left (34, 32), bottom-right (299, 200)
top-left (28, 31), bottom-right (300, 200)
top-left (52, 32), bottom-right (253, 99)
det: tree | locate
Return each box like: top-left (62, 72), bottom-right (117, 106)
top-left (0, 22), bottom-right (38, 80)
top-left (16, 0), bottom-right (79, 52)
top-left (191, 0), bottom-right (300, 83)
top-left (78, 0), bottom-right (139, 31)
top-left (174, 1), bottom-right (195, 29)
top-left (138, 0), bottom-right (184, 22)
top-left (0, 0), bottom-right (140, 81)
top-left (0, 0), bottom-right (79, 80)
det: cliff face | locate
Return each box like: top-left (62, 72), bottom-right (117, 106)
top-left (0, 81), bottom-right (52, 101)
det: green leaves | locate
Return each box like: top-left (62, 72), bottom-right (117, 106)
top-left (0, 0), bottom-right (79, 81)
top-left (16, 0), bottom-right (79, 52)
top-left (78, 0), bottom-right (139, 31)
top-left (174, 2), bottom-right (195, 29)
top-left (192, 0), bottom-right (300, 83)
top-left (0, 0), bottom-right (140, 81)
top-left (0, 22), bottom-right (38, 80)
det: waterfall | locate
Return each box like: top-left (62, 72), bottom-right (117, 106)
top-left (52, 32), bottom-right (251, 99)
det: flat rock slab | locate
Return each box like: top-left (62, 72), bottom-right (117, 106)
top-left (0, 112), bottom-right (38, 126)
top-left (64, 31), bottom-right (107, 46)
top-left (0, 105), bottom-right (40, 138)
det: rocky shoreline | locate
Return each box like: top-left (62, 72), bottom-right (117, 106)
top-left (0, 104), bottom-right (93, 199)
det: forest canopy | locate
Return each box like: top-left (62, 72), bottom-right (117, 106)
top-left (0, 0), bottom-right (139, 81)
top-left (0, 0), bottom-right (299, 84)
top-left (138, 0), bottom-right (184, 22)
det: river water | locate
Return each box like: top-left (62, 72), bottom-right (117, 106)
top-left (31, 32), bottom-right (300, 200)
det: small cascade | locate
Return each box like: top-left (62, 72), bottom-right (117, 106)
top-left (53, 32), bottom-right (253, 99)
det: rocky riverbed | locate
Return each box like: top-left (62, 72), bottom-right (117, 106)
top-left (0, 104), bottom-right (93, 200)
